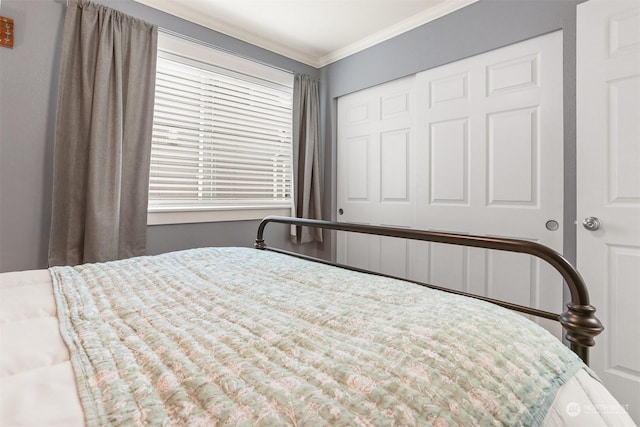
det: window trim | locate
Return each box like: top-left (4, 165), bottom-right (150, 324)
top-left (147, 206), bottom-right (293, 225)
top-left (148, 31), bottom-right (295, 225)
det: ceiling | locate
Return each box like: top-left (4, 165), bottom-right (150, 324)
top-left (134, 0), bottom-right (478, 68)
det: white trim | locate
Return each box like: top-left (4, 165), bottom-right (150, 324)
top-left (148, 206), bottom-right (292, 225)
top-left (316, 0), bottom-right (479, 67)
top-left (136, 0), bottom-right (320, 66)
top-left (134, 0), bottom-right (478, 68)
top-left (158, 31), bottom-right (293, 87)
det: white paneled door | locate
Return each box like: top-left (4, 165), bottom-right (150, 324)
top-left (337, 31), bottom-right (564, 332)
top-left (336, 76), bottom-right (416, 276)
top-left (413, 31), bottom-right (564, 322)
top-left (577, 0), bottom-right (640, 422)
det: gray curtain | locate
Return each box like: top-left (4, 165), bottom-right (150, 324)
top-left (48, 0), bottom-right (157, 266)
top-left (292, 74), bottom-right (323, 243)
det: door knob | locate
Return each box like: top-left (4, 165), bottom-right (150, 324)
top-left (582, 217), bottom-right (601, 231)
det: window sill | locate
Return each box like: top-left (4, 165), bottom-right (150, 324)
top-left (147, 206), bottom-right (292, 225)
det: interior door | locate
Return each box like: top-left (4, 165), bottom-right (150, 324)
top-left (577, 0), bottom-right (640, 422)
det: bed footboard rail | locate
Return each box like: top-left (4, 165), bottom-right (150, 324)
top-left (255, 216), bottom-right (603, 365)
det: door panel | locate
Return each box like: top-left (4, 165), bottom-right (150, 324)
top-left (487, 107), bottom-right (538, 206)
top-left (577, 0), bottom-right (640, 421)
top-left (380, 129), bottom-right (410, 201)
top-left (429, 243), bottom-right (468, 292)
top-left (380, 236), bottom-right (409, 278)
top-left (609, 76), bottom-right (640, 203)
top-left (429, 118), bottom-right (469, 205)
top-left (345, 136), bottom-right (370, 201)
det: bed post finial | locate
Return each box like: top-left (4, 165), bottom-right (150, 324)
top-left (559, 303), bottom-right (604, 365)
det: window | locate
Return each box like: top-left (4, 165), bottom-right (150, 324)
top-left (148, 32), bottom-right (294, 225)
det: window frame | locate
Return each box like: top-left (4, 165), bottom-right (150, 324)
top-left (147, 32), bottom-right (295, 225)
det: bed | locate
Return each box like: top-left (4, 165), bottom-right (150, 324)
top-left (0, 216), bottom-right (634, 426)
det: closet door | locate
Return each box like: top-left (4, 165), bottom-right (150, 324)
top-left (336, 31), bottom-right (563, 332)
top-left (413, 31), bottom-right (564, 326)
top-left (336, 76), bottom-right (416, 276)
top-left (577, 0), bottom-right (640, 421)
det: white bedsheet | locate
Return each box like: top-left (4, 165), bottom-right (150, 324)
top-left (0, 268), bottom-right (635, 426)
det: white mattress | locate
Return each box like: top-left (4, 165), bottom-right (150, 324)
top-left (0, 268), bottom-right (635, 426)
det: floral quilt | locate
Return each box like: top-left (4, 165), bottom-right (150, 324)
top-left (50, 247), bottom-right (585, 426)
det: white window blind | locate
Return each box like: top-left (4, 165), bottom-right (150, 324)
top-left (148, 33), bottom-right (294, 222)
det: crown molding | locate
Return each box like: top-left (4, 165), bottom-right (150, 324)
top-left (134, 0), bottom-right (323, 66)
top-left (134, 0), bottom-right (478, 69)
top-left (316, 0), bottom-right (478, 67)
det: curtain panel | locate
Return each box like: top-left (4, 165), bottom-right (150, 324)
top-left (48, 0), bottom-right (157, 266)
top-left (292, 74), bottom-right (323, 243)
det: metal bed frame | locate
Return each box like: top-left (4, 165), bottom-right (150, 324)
top-left (255, 216), bottom-right (604, 365)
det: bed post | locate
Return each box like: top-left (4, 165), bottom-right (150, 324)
top-left (559, 304), bottom-right (603, 365)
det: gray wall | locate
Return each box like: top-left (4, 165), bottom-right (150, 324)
top-left (0, 0), bottom-right (582, 273)
top-left (319, 0), bottom-right (581, 264)
top-left (0, 0), bottom-right (318, 272)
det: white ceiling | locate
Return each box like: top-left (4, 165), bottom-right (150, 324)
top-left (134, 0), bottom-right (478, 68)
